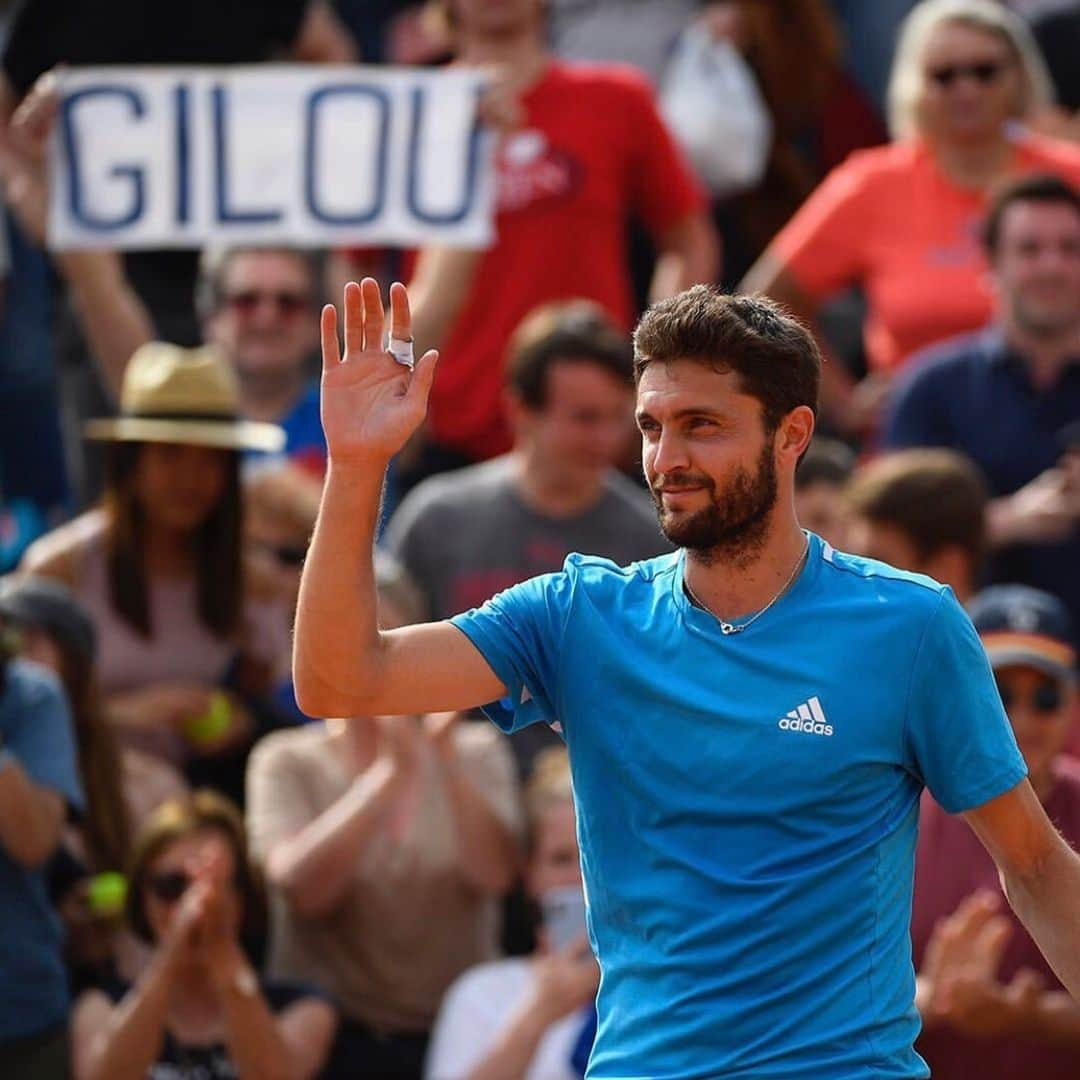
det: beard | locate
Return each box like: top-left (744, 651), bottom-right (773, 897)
top-left (649, 441), bottom-right (778, 566)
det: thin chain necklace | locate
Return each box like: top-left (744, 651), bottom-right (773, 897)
top-left (684, 540), bottom-right (809, 636)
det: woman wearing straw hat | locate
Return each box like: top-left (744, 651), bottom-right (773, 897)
top-left (20, 342), bottom-right (294, 803)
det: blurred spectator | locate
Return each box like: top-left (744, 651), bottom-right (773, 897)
top-left (704, 0), bottom-right (886, 285)
top-left (0, 574), bottom-right (186, 990)
top-left (1029, 5), bottom-right (1080, 139)
top-left (393, 0), bottom-right (717, 476)
top-left (793, 437), bottom-right (857, 550)
top-left (912, 584), bottom-right (1080, 1078)
top-left (882, 173), bottom-right (1080, 625)
top-left (743, 0), bottom-right (1080, 438)
top-left (20, 344), bottom-right (293, 805)
top-left (70, 790), bottom-right (336, 1080)
top-left (0, 637), bottom-right (83, 1078)
top-left (388, 302), bottom-right (667, 620)
top-left (246, 571), bottom-right (521, 1080)
top-left (425, 747), bottom-right (598, 1080)
top-left (844, 448), bottom-right (989, 602)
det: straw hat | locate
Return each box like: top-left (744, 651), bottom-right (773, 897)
top-left (85, 343), bottom-right (286, 453)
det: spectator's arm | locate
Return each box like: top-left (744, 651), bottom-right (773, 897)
top-left (71, 967), bottom-right (172, 1080)
top-left (438, 740), bottom-right (520, 895)
top-left (0, 754), bottom-right (64, 866)
top-left (54, 249), bottom-right (154, 401)
top-left (213, 952), bottom-right (324, 1080)
top-left (258, 752), bottom-right (403, 920)
top-left (274, 998), bottom-right (339, 1080)
top-left (459, 1006), bottom-right (551, 1080)
top-left (407, 246), bottom-right (483, 357)
top-left (291, 1), bottom-right (358, 63)
top-left (965, 779), bottom-right (1080, 1003)
top-left (648, 211), bottom-right (720, 303)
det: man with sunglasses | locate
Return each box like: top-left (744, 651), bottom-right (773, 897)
top-left (911, 584), bottom-right (1080, 1080)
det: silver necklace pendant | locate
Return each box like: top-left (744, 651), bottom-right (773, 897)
top-left (719, 621), bottom-right (741, 635)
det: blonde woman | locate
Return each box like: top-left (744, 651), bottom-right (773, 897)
top-left (742, 0), bottom-right (1080, 435)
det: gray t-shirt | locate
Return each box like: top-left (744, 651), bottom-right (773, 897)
top-left (386, 456), bottom-right (669, 621)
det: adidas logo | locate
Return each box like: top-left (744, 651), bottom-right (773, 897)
top-left (778, 696), bottom-right (833, 736)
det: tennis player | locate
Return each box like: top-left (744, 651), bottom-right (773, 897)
top-left (294, 279), bottom-right (1080, 1079)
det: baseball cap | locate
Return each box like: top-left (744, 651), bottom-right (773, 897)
top-left (0, 575), bottom-right (96, 664)
top-left (968, 585), bottom-right (1076, 682)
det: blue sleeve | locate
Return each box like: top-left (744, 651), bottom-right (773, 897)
top-left (449, 565), bottom-right (576, 735)
top-left (881, 362), bottom-right (952, 450)
top-left (904, 591), bottom-right (1026, 814)
top-left (2, 663), bottom-right (84, 813)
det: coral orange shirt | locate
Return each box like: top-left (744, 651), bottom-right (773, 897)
top-left (771, 130), bottom-right (1080, 373)
top-left (420, 61), bottom-right (705, 461)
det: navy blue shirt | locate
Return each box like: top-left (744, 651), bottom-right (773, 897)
top-left (0, 660), bottom-right (84, 1042)
top-left (882, 326), bottom-right (1080, 627)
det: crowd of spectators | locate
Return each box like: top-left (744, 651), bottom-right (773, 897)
top-left (0, 0), bottom-right (1078, 1077)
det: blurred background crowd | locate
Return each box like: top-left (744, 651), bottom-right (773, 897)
top-left (0, 0), bottom-right (1078, 1077)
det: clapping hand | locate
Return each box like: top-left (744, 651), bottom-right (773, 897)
top-left (320, 279), bottom-right (438, 467)
top-left (920, 890), bottom-right (1044, 1038)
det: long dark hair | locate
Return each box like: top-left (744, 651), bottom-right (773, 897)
top-left (103, 442), bottom-right (244, 640)
top-left (56, 638), bottom-right (133, 872)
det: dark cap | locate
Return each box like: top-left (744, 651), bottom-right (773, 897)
top-left (968, 585), bottom-right (1076, 682)
top-left (0, 575), bottom-right (96, 664)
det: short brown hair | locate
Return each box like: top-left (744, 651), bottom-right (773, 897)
top-left (125, 790), bottom-right (266, 944)
top-left (633, 287), bottom-right (820, 431)
top-left (983, 173), bottom-right (1080, 256)
top-left (506, 300), bottom-right (633, 410)
top-left (845, 450), bottom-right (989, 564)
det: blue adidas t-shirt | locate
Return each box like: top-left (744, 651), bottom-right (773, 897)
top-left (450, 533), bottom-right (1026, 1080)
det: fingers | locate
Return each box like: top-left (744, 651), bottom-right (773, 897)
top-left (320, 304), bottom-right (340, 370)
top-left (388, 280), bottom-right (412, 343)
top-left (361, 277), bottom-right (385, 352)
top-left (342, 280), bottom-right (365, 356)
top-left (406, 349), bottom-right (439, 409)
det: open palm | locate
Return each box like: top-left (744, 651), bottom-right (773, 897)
top-left (320, 278), bottom-right (438, 465)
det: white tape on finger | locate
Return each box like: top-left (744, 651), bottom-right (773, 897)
top-left (387, 335), bottom-right (415, 371)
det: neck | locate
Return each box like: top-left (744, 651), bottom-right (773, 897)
top-left (236, 367), bottom-right (305, 424)
top-left (684, 513), bottom-right (808, 623)
top-left (1001, 314), bottom-right (1080, 390)
top-left (511, 450), bottom-right (606, 518)
top-left (927, 132), bottom-right (1012, 189)
top-left (170, 963), bottom-right (218, 1011)
top-left (457, 28), bottom-right (547, 85)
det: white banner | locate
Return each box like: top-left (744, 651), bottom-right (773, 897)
top-left (48, 65), bottom-right (496, 250)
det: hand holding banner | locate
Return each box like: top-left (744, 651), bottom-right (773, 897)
top-left (48, 65), bottom-right (496, 250)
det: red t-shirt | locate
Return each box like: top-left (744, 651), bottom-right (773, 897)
top-left (420, 61), bottom-right (705, 461)
top-left (911, 760), bottom-right (1080, 1080)
top-left (771, 130), bottom-right (1080, 373)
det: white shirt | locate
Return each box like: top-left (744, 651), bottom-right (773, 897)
top-left (425, 958), bottom-right (591, 1080)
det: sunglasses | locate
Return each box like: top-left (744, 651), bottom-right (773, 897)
top-left (927, 59), bottom-right (1008, 88)
top-left (223, 290), bottom-right (312, 318)
top-left (995, 678), bottom-right (1065, 715)
top-left (146, 869), bottom-right (192, 903)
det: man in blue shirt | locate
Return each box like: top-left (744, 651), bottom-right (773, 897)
top-left (882, 173), bottom-right (1080, 628)
top-left (294, 278), bottom-right (1080, 1078)
top-left (0, 649), bottom-right (84, 1076)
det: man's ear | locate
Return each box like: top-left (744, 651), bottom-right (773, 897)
top-left (777, 405), bottom-right (815, 462)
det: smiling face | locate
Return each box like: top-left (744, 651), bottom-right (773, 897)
top-left (637, 361), bottom-right (788, 564)
top-left (992, 198), bottom-right (1080, 338)
top-left (917, 20), bottom-right (1023, 142)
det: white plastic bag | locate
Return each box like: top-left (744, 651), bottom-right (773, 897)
top-left (659, 25), bottom-right (773, 198)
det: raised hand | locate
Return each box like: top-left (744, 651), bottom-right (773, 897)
top-left (320, 278), bottom-right (438, 467)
